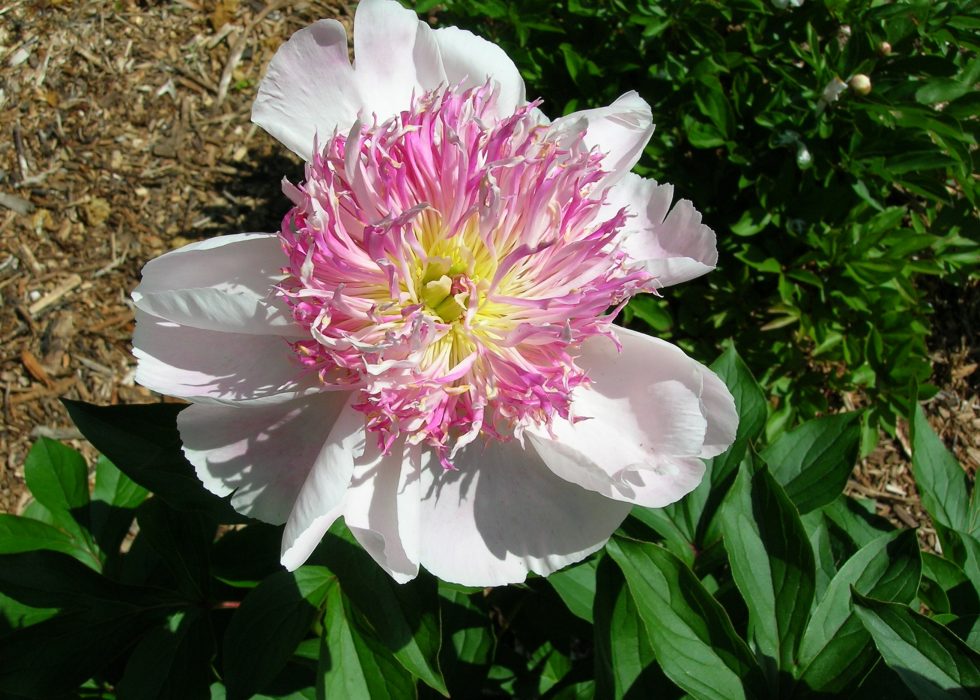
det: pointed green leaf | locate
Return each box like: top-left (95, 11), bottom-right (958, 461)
top-left (223, 566), bottom-right (334, 700)
top-left (912, 405), bottom-right (975, 536)
top-left (721, 463), bottom-right (814, 682)
top-left (797, 530), bottom-right (921, 693)
top-left (762, 413), bottom-right (860, 514)
top-left (663, 345), bottom-right (767, 545)
top-left (0, 513), bottom-right (86, 560)
top-left (438, 586), bottom-right (492, 698)
top-left (593, 555), bottom-right (674, 699)
top-left (854, 592), bottom-right (980, 698)
top-left (547, 556), bottom-right (597, 623)
top-left (117, 609), bottom-right (214, 700)
top-left (136, 497), bottom-right (214, 601)
top-left (317, 526), bottom-right (447, 696)
top-left (606, 537), bottom-right (765, 700)
top-left (24, 437), bottom-right (89, 515)
top-left (318, 582), bottom-right (417, 700)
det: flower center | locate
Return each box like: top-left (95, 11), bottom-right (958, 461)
top-left (276, 84), bottom-right (653, 466)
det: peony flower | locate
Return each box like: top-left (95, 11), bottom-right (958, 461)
top-left (132, 0), bottom-right (737, 586)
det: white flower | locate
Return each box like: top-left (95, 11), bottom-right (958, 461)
top-left (132, 0), bottom-right (737, 586)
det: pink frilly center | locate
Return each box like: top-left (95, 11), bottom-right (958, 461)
top-left (276, 83), bottom-right (654, 467)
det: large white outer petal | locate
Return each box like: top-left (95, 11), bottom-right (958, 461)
top-left (606, 173), bottom-right (719, 287)
top-left (549, 91), bottom-right (654, 186)
top-left (253, 0), bottom-right (528, 161)
top-left (343, 442), bottom-right (424, 584)
top-left (280, 398), bottom-right (369, 570)
top-left (132, 233), bottom-right (302, 336)
top-left (178, 391), bottom-right (351, 525)
top-left (353, 0), bottom-right (446, 119)
top-left (251, 20), bottom-right (364, 161)
top-left (133, 310), bottom-right (319, 405)
top-left (432, 26), bottom-right (526, 117)
top-left (416, 439), bottom-right (632, 587)
top-left (528, 327), bottom-right (737, 508)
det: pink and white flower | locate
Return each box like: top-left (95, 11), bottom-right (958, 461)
top-left (132, 0), bottom-right (736, 586)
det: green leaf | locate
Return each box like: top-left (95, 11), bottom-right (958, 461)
top-left (317, 526), bottom-right (447, 696)
top-left (92, 454), bottom-right (149, 509)
top-left (707, 345), bottom-right (768, 487)
top-left (0, 549), bottom-right (177, 610)
top-left (911, 405), bottom-right (975, 536)
top-left (22, 438), bottom-right (98, 562)
top-left (0, 513), bottom-right (87, 560)
top-left (23, 437), bottom-right (89, 515)
top-left (664, 345), bottom-right (767, 547)
top-left (0, 590), bottom-right (57, 631)
top-left (116, 609), bottom-right (215, 700)
top-left (920, 553), bottom-right (979, 618)
top-left (822, 495), bottom-right (895, 550)
top-left (318, 582), bottom-right (417, 700)
top-left (223, 566), bottom-right (334, 700)
top-left (593, 555), bottom-right (673, 699)
top-left (762, 413), bottom-right (861, 514)
top-left (89, 455), bottom-right (148, 560)
top-left (606, 537), bottom-right (765, 700)
top-left (438, 586), bottom-right (492, 698)
top-left (62, 400), bottom-right (241, 521)
top-left (853, 592), bottom-right (980, 698)
top-left (0, 605), bottom-right (176, 697)
top-left (797, 530), bottom-right (921, 694)
top-left (0, 551), bottom-right (180, 697)
top-left (136, 497), bottom-right (214, 601)
top-left (720, 463), bottom-right (814, 683)
top-left (547, 556), bottom-right (597, 623)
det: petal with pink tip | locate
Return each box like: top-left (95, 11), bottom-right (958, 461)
top-left (417, 439), bottom-right (631, 587)
top-left (343, 442), bottom-right (424, 584)
top-left (280, 398), bottom-right (367, 570)
top-left (551, 91), bottom-right (654, 183)
top-left (528, 327), bottom-right (736, 508)
top-left (132, 233), bottom-right (303, 336)
top-left (252, 20), bottom-right (363, 161)
top-left (432, 26), bottom-right (526, 117)
top-left (608, 174), bottom-right (718, 287)
top-left (353, 0), bottom-right (446, 122)
top-left (178, 391), bottom-right (352, 525)
top-left (133, 310), bottom-right (319, 405)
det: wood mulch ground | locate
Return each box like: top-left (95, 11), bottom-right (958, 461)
top-left (0, 1), bottom-right (976, 554)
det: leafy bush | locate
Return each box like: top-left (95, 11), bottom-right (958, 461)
top-left (0, 353), bottom-right (978, 698)
top-left (416, 0), bottom-right (979, 449)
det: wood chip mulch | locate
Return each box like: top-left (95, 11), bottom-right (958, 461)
top-left (0, 1), bottom-right (975, 557)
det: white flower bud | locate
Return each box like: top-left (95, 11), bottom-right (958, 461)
top-left (849, 74), bottom-right (872, 95)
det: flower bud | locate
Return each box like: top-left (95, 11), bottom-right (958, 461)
top-left (849, 74), bottom-right (872, 95)
top-left (879, 41), bottom-right (892, 55)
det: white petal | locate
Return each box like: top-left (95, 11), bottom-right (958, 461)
top-left (607, 174), bottom-right (718, 287)
top-left (133, 310), bottom-right (318, 405)
top-left (699, 361), bottom-right (739, 458)
top-left (353, 0), bottom-right (446, 121)
top-left (550, 91), bottom-right (654, 184)
top-left (418, 439), bottom-right (631, 587)
top-left (178, 391), bottom-right (351, 525)
top-left (132, 233), bottom-right (303, 336)
top-left (529, 327), bottom-right (736, 508)
top-left (280, 399), bottom-right (366, 570)
top-left (433, 26), bottom-right (526, 116)
top-left (252, 20), bottom-right (363, 161)
top-left (343, 442), bottom-right (424, 584)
